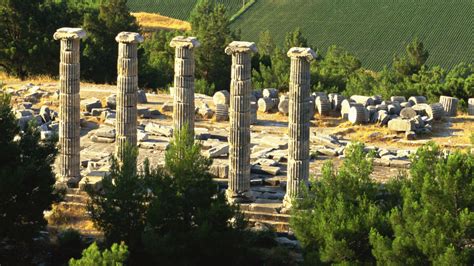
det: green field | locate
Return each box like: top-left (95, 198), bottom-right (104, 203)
top-left (231, 0), bottom-right (473, 70)
top-left (127, 0), bottom-right (244, 20)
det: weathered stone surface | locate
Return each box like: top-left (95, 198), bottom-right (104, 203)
top-left (278, 95), bottom-right (289, 115)
top-left (207, 143), bottom-right (229, 158)
top-left (439, 96), bottom-right (458, 117)
top-left (427, 103), bottom-right (445, 120)
top-left (350, 95), bottom-right (374, 106)
top-left (348, 104), bottom-right (367, 124)
top-left (209, 163), bottom-right (229, 178)
top-left (137, 90), bottom-right (148, 103)
top-left (315, 96), bottom-right (331, 116)
top-left (388, 119), bottom-right (415, 132)
top-left (258, 97), bottom-right (276, 113)
top-left (161, 101), bottom-right (173, 112)
top-left (116, 32), bottom-right (142, 160)
top-left (55, 27), bottom-right (85, 186)
top-left (340, 99), bottom-right (354, 119)
top-left (225, 41), bottom-right (256, 202)
top-left (284, 47), bottom-right (315, 207)
top-left (81, 98), bottom-right (102, 112)
top-left (408, 96), bottom-right (427, 105)
top-left (468, 98), bottom-right (474, 115)
top-left (400, 107), bottom-right (417, 119)
top-left (95, 126), bottom-right (116, 138)
top-left (144, 123), bottom-right (173, 137)
top-left (213, 90), bottom-right (230, 105)
top-left (390, 96), bottom-right (406, 103)
top-left (329, 93), bottom-right (344, 111)
top-left (251, 165), bottom-right (282, 176)
top-left (263, 88), bottom-right (278, 98)
top-left (39, 106), bottom-right (51, 123)
top-left (106, 94), bottom-right (117, 109)
top-left (215, 104), bottom-right (229, 121)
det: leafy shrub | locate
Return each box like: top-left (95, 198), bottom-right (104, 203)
top-left (69, 242), bottom-right (129, 266)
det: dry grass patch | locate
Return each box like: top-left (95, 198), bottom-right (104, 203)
top-left (133, 12), bottom-right (191, 31)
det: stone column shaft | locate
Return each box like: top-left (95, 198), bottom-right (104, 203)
top-left (170, 36), bottom-right (200, 136)
top-left (284, 47), bottom-right (316, 206)
top-left (225, 41), bottom-right (257, 203)
top-left (115, 32), bottom-right (143, 159)
top-left (54, 28), bottom-right (86, 186)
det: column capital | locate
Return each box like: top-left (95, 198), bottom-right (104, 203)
top-left (170, 36), bottom-right (200, 48)
top-left (287, 47), bottom-right (316, 61)
top-left (225, 41), bottom-right (257, 55)
top-left (115, 32), bottom-right (144, 44)
top-left (54, 27), bottom-right (86, 40)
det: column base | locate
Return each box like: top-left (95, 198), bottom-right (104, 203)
top-left (225, 189), bottom-right (254, 204)
top-left (56, 175), bottom-right (82, 188)
top-left (281, 194), bottom-right (298, 214)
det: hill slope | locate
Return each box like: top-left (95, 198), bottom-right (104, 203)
top-left (127, 0), bottom-right (244, 20)
top-left (231, 0), bottom-right (473, 70)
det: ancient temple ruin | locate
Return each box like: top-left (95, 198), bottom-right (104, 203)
top-left (54, 27), bottom-right (86, 186)
top-left (115, 32), bottom-right (143, 159)
top-left (224, 41), bottom-right (258, 203)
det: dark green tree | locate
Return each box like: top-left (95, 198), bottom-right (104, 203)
top-left (0, 0), bottom-right (75, 79)
top-left (291, 143), bottom-right (400, 264)
top-left (69, 242), bottom-right (129, 266)
top-left (87, 143), bottom-right (151, 253)
top-left (142, 126), bottom-right (258, 265)
top-left (0, 92), bottom-right (60, 262)
top-left (370, 143), bottom-right (474, 265)
top-left (138, 30), bottom-right (176, 89)
top-left (81, 0), bottom-right (139, 83)
top-left (190, 0), bottom-right (234, 93)
top-left (392, 38), bottom-right (429, 76)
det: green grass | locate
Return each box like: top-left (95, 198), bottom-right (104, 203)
top-left (127, 0), bottom-right (244, 20)
top-left (231, 0), bottom-right (473, 70)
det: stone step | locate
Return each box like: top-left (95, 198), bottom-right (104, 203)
top-left (64, 193), bottom-right (89, 204)
top-left (243, 210), bottom-right (290, 223)
top-left (248, 219), bottom-right (290, 233)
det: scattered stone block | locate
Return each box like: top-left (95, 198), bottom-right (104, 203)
top-left (81, 98), bottom-right (102, 112)
top-left (400, 107), bottom-right (417, 119)
top-left (278, 95), bottom-right (289, 115)
top-left (95, 127), bottom-right (116, 138)
top-left (144, 123), bottom-right (173, 137)
top-left (106, 94), bottom-right (116, 109)
top-left (315, 96), bottom-right (331, 116)
top-left (207, 143), bottom-right (229, 158)
top-left (258, 97), bottom-right (276, 113)
top-left (388, 119), bottom-right (415, 132)
top-left (408, 96), bottom-right (427, 105)
top-left (213, 90), bottom-right (230, 105)
top-left (348, 104), bottom-right (367, 124)
top-left (161, 101), bottom-right (173, 112)
top-left (262, 88), bottom-right (278, 98)
top-left (251, 165), bottom-right (282, 176)
top-left (137, 90), bottom-right (148, 103)
top-left (350, 95), bottom-right (374, 106)
top-left (439, 95), bottom-right (458, 117)
top-left (468, 98), bottom-right (474, 115)
top-left (215, 104), bottom-right (229, 121)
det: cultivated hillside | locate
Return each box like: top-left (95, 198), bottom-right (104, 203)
top-left (231, 0), bottom-right (473, 70)
top-left (127, 0), bottom-right (244, 20)
top-left (128, 0), bottom-right (472, 70)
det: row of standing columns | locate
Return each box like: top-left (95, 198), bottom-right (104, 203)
top-left (54, 27), bottom-right (314, 206)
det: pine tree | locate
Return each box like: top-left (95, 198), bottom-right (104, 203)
top-left (291, 143), bottom-right (398, 264)
top-left (0, 92), bottom-right (60, 262)
top-left (190, 0), bottom-right (234, 93)
top-left (370, 143), bottom-right (474, 265)
top-left (81, 0), bottom-right (139, 83)
top-left (69, 242), bottom-right (129, 266)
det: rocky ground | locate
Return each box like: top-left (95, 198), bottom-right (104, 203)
top-left (2, 79), bottom-right (473, 242)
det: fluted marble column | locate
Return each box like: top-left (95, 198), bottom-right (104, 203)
top-left (170, 36), bottom-right (200, 136)
top-left (115, 32), bottom-right (143, 160)
top-left (54, 28), bottom-right (86, 186)
top-left (225, 41), bottom-right (257, 203)
top-left (284, 47), bottom-right (316, 207)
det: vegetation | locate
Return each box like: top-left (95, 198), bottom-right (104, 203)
top-left (190, 0), bottom-right (235, 93)
top-left (87, 127), bottom-right (287, 264)
top-left (233, 0), bottom-right (472, 70)
top-left (69, 242), bottom-right (129, 266)
top-left (370, 143), bottom-right (474, 264)
top-left (0, 92), bottom-right (61, 262)
top-left (127, 0), bottom-right (244, 21)
top-left (292, 142), bottom-right (474, 264)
